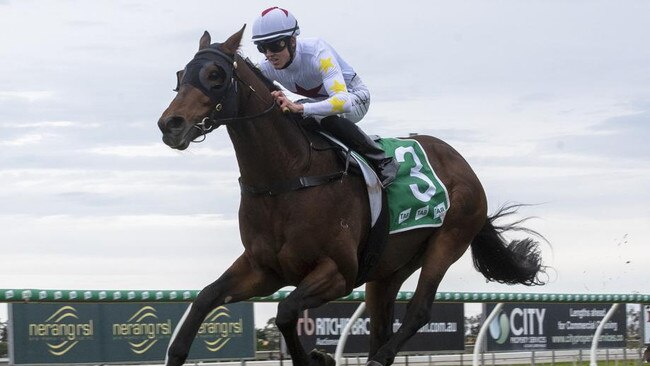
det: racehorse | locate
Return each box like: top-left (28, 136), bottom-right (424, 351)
top-left (157, 26), bottom-right (546, 366)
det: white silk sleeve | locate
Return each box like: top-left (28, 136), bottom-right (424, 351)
top-left (301, 48), bottom-right (356, 117)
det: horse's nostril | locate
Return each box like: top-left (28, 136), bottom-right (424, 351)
top-left (160, 116), bottom-right (185, 133)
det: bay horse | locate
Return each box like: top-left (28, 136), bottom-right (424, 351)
top-left (157, 26), bottom-right (545, 366)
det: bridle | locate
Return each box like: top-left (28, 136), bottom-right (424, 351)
top-left (177, 44), bottom-right (276, 142)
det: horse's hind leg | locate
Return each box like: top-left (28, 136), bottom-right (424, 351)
top-left (166, 254), bottom-right (281, 366)
top-left (365, 280), bottom-right (399, 364)
top-left (367, 230), bottom-right (472, 366)
top-left (365, 262), bottom-right (420, 365)
top-left (275, 258), bottom-right (349, 366)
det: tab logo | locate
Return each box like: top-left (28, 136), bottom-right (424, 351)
top-left (415, 206), bottom-right (429, 220)
top-left (433, 203), bottom-right (447, 219)
top-left (398, 208), bottom-right (411, 224)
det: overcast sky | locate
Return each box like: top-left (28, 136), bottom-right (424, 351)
top-left (1, 0), bottom-right (649, 326)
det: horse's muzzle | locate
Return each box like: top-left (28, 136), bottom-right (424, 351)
top-left (158, 115), bottom-right (186, 134)
top-left (158, 116), bottom-right (192, 150)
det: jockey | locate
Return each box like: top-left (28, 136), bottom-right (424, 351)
top-left (252, 6), bottom-right (399, 187)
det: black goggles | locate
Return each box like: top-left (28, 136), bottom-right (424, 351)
top-left (256, 37), bottom-right (289, 54)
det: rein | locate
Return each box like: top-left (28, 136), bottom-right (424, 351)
top-left (192, 98), bottom-right (276, 142)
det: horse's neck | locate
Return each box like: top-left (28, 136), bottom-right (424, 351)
top-left (227, 61), bottom-right (310, 185)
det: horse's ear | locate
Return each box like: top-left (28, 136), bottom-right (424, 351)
top-left (222, 25), bottom-right (246, 55)
top-left (199, 31), bottom-right (211, 50)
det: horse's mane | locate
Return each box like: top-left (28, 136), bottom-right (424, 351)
top-left (211, 42), bottom-right (279, 93)
top-left (240, 54), bottom-right (280, 92)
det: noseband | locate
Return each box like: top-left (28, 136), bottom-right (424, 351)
top-left (181, 45), bottom-right (276, 142)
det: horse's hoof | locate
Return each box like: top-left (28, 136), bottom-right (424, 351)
top-left (309, 349), bottom-right (336, 366)
top-left (366, 361), bottom-right (384, 366)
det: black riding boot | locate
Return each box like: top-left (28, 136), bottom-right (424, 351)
top-left (321, 115), bottom-right (399, 187)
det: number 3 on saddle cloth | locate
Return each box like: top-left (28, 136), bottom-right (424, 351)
top-left (321, 133), bottom-right (451, 285)
top-left (379, 138), bottom-right (451, 233)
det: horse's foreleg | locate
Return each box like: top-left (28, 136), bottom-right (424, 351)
top-left (166, 254), bottom-right (281, 366)
top-left (368, 232), bottom-right (469, 366)
top-left (275, 259), bottom-right (349, 366)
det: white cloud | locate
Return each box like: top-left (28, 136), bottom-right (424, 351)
top-left (87, 144), bottom-right (235, 158)
top-left (88, 144), bottom-right (185, 158)
top-left (0, 213), bottom-right (243, 290)
top-left (367, 94), bottom-right (640, 141)
top-left (535, 152), bottom-right (617, 165)
top-left (451, 141), bottom-right (537, 159)
top-left (0, 90), bottom-right (53, 102)
top-left (2, 213), bottom-right (237, 230)
top-left (0, 120), bottom-right (101, 129)
top-left (190, 146), bottom-right (236, 157)
top-left (0, 168), bottom-right (239, 196)
top-left (0, 133), bottom-right (45, 146)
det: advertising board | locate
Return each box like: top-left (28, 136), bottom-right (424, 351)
top-left (9, 302), bottom-right (254, 364)
top-left (484, 303), bottom-right (625, 351)
top-left (296, 302), bottom-right (464, 354)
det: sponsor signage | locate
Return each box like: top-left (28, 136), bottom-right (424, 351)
top-left (296, 302), bottom-right (464, 354)
top-left (8, 302), bottom-right (254, 364)
top-left (485, 303), bottom-right (625, 351)
top-left (643, 305), bottom-right (650, 345)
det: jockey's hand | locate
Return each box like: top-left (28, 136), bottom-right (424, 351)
top-left (271, 91), bottom-right (304, 114)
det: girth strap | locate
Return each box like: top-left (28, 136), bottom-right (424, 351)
top-left (239, 171), bottom-right (346, 196)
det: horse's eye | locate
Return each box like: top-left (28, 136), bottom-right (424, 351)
top-left (209, 71), bottom-right (221, 80)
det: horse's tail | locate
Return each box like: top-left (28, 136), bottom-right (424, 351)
top-left (470, 203), bottom-right (546, 286)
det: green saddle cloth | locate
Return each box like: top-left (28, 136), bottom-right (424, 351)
top-left (377, 138), bottom-right (451, 234)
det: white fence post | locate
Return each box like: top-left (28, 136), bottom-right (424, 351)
top-left (335, 302), bottom-right (367, 366)
top-left (473, 302), bottom-right (504, 366)
top-left (589, 303), bottom-right (620, 366)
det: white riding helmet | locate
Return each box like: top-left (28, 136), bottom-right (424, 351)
top-left (252, 7), bottom-right (300, 44)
